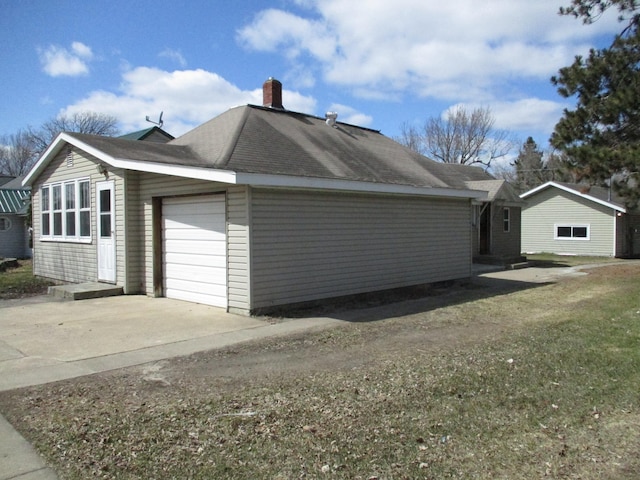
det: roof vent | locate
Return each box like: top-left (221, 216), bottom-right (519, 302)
top-left (325, 111), bottom-right (338, 127)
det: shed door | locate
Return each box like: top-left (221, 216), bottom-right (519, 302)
top-left (162, 195), bottom-right (227, 307)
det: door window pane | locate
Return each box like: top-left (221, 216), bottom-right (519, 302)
top-left (100, 189), bottom-right (111, 213)
top-left (100, 188), bottom-right (112, 238)
top-left (100, 214), bottom-right (111, 238)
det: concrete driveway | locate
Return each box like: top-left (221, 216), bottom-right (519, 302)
top-left (1, 262), bottom-right (623, 393)
top-left (0, 295), bottom-right (341, 392)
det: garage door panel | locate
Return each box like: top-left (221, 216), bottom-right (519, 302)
top-left (164, 229), bottom-right (226, 242)
top-left (165, 289), bottom-right (226, 306)
top-left (164, 252), bottom-right (226, 268)
top-left (163, 194), bottom-right (227, 308)
top-left (165, 278), bottom-right (227, 296)
top-left (165, 264), bottom-right (226, 282)
top-left (165, 240), bottom-right (226, 256)
top-left (163, 216), bottom-right (225, 232)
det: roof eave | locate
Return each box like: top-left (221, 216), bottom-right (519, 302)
top-left (24, 132), bottom-right (124, 186)
top-left (22, 132), bottom-right (486, 199)
top-left (520, 181), bottom-right (626, 213)
top-left (235, 172), bottom-right (487, 199)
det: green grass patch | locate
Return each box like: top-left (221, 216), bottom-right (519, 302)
top-left (526, 252), bottom-right (625, 267)
top-left (0, 259), bottom-right (53, 299)
top-left (1, 264), bottom-right (639, 478)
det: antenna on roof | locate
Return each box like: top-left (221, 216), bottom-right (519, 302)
top-left (145, 111), bottom-right (164, 128)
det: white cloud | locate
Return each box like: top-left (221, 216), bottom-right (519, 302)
top-left (38, 41), bottom-right (93, 77)
top-left (237, 0), bottom-right (621, 102)
top-left (61, 68), bottom-right (317, 136)
top-left (159, 48), bottom-right (187, 67)
top-left (442, 97), bottom-right (566, 143)
top-left (489, 98), bottom-right (567, 135)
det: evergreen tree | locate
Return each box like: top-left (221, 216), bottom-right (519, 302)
top-left (514, 137), bottom-right (545, 192)
top-left (551, 0), bottom-right (640, 207)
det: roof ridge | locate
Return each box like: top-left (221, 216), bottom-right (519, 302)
top-left (218, 106), bottom-right (252, 168)
top-left (246, 104), bottom-right (382, 134)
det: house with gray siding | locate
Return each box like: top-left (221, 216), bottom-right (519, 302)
top-left (23, 78), bottom-right (490, 314)
top-left (442, 164), bottom-right (523, 264)
top-left (0, 177), bottom-right (31, 259)
top-left (520, 181), bottom-right (640, 257)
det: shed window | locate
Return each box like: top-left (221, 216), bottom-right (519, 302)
top-left (0, 217), bottom-right (11, 231)
top-left (555, 224), bottom-right (590, 240)
top-left (40, 178), bottom-right (91, 242)
top-left (503, 208), bottom-right (510, 233)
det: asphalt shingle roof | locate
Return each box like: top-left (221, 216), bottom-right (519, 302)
top-left (172, 105), bottom-right (459, 189)
top-left (64, 105), bottom-right (501, 194)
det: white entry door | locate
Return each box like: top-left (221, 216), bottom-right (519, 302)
top-left (97, 181), bottom-right (116, 282)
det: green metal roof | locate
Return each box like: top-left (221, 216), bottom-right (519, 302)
top-left (0, 189), bottom-right (30, 215)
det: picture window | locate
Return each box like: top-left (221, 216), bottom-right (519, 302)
top-left (555, 224), bottom-right (589, 240)
top-left (40, 179), bottom-right (91, 242)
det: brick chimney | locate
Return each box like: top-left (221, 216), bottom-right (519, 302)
top-left (263, 77), bottom-right (283, 109)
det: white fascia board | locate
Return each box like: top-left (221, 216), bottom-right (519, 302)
top-left (23, 132), bottom-right (76, 186)
top-left (519, 181), bottom-right (555, 199)
top-left (108, 158), bottom-right (237, 183)
top-left (21, 132), bottom-right (485, 200)
top-left (520, 181), bottom-right (626, 213)
top-left (235, 172), bottom-right (487, 199)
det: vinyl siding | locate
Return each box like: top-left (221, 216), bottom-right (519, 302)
top-left (136, 174), bottom-right (250, 310)
top-left (227, 186), bottom-right (251, 313)
top-left (491, 206), bottom-right (522, 258)
top-left (522, 188), bottom-right (616, 256)
top-left (249, 189), bottom-right (471, 310)
top-left (0, 214), bottom-right (27, 258)
top-left (124, 171), bottom-right (144, 293)
top-left (31, 148), bottom-right (127, 284)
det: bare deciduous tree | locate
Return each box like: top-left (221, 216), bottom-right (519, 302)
top-left (1, 112), bottom-right (119, 176)
top-left (0, 130), bottom-right (38, 176)
top-left (395, 121), bottom-right (426, 155)
top-left (27, 111), bottom-right (119, 155)
top-left (397, 106), bottom-right (515, 168)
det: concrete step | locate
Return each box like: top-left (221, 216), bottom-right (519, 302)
top-left (48, 282), bottom-right (124, 301)
top-left (507, 261), bottom-right (530, 270)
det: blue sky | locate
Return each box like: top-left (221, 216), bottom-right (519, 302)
top-left (0, 0), bottom-right (622, 166)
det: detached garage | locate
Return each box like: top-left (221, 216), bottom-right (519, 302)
top-left (520, 181), bottom-right (640, 258)
top-left (162, 195), bottom-right (227, 308)
top-left (23, 78), bottom-right (488, 315)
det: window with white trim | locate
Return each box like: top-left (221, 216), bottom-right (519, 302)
top-left (0, 217), bottom-right (11, 231)
top-left (503, 208), bottom-right (510, 232)
top-left (555, 224), bottom-right (589, 240)
top-left (40, 179), bottom-right (91, 241)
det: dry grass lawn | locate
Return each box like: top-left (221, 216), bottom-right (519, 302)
top-left (1, 261), bottom-right (639, 479)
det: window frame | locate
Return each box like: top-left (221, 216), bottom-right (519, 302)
top-left (40, 178), bottom-right (92, 243)
top-left (0, 217), bottom-right (11, 232)
top-left (502, 207), bottom-right (510, 233)
top-left (554, 224), bottom-right (590, 241)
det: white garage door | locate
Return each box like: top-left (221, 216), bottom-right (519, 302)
top-left (163, 195), bottom-right (227, 307)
